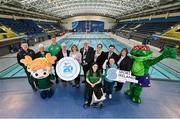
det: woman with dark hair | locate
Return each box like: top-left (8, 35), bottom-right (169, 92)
top-left (84, 63), bottom-right (105, 107)
top-left (94, 43), bottom-right (106, 72)
top-left (115, 48), bottom-right (133, 92)
top-left (103, 58), bottom-right (117, 99)
top-left (70, 44), bottom-right (82, 88)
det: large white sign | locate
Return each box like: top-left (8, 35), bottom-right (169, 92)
top-left (56, 57), bottom-right (80, 81)
top-left (106, 68), bottom-right (138, 83)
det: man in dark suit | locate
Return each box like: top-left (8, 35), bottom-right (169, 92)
top-left (104, 44), bottom-right (119, 63)
top-left (17, 41), bottom-right (36, 91)
top-left (80, 40), bottom-right (94, 83)
top-left (56, 43), bottom-right (70, 85)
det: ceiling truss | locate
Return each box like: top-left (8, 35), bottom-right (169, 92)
top-left (0, 0), bottom-right (160, 19)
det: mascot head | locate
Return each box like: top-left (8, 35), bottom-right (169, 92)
top-left (130, 45), bottom-right (153, 61)
top-left (20, 53), bottom-right (56, 79)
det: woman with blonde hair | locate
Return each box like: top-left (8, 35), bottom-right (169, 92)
top-left (70, 44), bottom-right (82, 88)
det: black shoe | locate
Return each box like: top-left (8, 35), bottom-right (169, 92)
top-left (115, 88), bottom-right (121, 92)
top-left (83, 103), bottom-right (90, 108)
top-left (114, 86), bottom-right (117, 89)
top-left (83, 101), bottom-right (90, 108)
top-left (76, 84), bottom-right (80, 88)
top-left (33, 88), bottom-right (38, 92)
top-left (56, 79), bottom-right (59, 84)
top-left (99, 102), bottom-right (104, 109)
top-left (63, 82), bottom-right (67, 87)
top-left (72, 84), bottom-right (76, 87)
top-left (81, 80), bottom-right (85, 83)
top-left (69, 81), bottom-right (73, 85)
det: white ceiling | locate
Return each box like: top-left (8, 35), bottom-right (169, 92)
top-left (12, 0), bottom-right (160, 19)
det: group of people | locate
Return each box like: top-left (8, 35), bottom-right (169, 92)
top-left (17, 36), bottom-right (133, 107)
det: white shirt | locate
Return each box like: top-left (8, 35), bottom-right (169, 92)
top-left (70, 52), bottom-right (82, 63)
top-left (62, 51), bottom-right (67, 57)
top-left (117, 56), bottom-right (125, 65)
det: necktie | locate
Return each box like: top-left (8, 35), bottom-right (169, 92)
top-left (83, 49), bottom-right (87, 60)
top-left (108, 52), bottom-right (112, 59)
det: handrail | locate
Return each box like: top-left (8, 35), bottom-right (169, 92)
top-left (11, 67), bottom-right (24, 77)
top-left (0, 63), bottom-right (17, 73)
top-left (150, 66), bottom-right (171, 80)
top-left (0, 63), bottom-right (19, 78)
top-left (158, 61), bottom-right (180, 74)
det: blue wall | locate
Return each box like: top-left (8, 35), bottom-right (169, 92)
top-left (72, 20), bottom-right (104, 32)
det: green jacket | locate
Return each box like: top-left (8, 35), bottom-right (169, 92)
top-left (48, 43), bottom-right (61, 56)
top-left (86, 71), bottom-right (101, 84)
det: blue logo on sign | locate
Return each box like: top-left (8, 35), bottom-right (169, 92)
top-left (63, 63), bottom-right (73, 73)
top-left (106, 68), bottom-right (118, 80)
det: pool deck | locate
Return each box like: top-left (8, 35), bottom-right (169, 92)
top-left (0, 32), bottom-right (180, 118)
top-left (0, 77), bottom-right (180, 118)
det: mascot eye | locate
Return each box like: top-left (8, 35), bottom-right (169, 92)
top-left (43, 72), bottom-right (47, 75)
top-left (35, 73), bottom-right (38, 76)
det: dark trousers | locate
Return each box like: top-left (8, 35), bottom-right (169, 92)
top-left (104, 80), bottom-right (115, 95)
top-left (115, 82), bottom-right (124, 91)
top-left (83, 65), bottom-right (91, 101)
top-left (53, 63), bottom-right (59, 83)
top-left (74, 74), bottom-right (80, 85)
top-left (82, 65), bottom-right (91, 81)
top-left (40, 88), bottom-right (54, 99)
top-left (23, 67), bottom-right (36, 90)
top-left (85, 83), bottom-right (103, 105)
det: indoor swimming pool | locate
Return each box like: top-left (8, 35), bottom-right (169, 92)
top-left (0, 33), bottom-right (180, 80)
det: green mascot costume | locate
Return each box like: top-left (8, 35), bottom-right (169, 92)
top-left (125, 45), bottom-right (176, 103)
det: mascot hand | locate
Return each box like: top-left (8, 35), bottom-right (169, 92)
top-left (162, 48), bottom-right (176, 59)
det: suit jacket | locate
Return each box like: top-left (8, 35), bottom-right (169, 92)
top-left (80, 46), bottom-right (94, 66)
top-left (56, 50), bottom-right (70, 61)
top-left (17, 48), bottom-right (35, 67)
top-left (94, 51), bottom-right (106, 70)
top-left (35, 51), bottom-right (49, 58)
top-left (104, 52), bottom-right (119, 63)
top-left (117, 56), bottom-right (132, 71)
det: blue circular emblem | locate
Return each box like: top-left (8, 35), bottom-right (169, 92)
top-left (56, 57), bottom-right (80, 81)
top-left (106, 68), bottom-right (118, 81)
